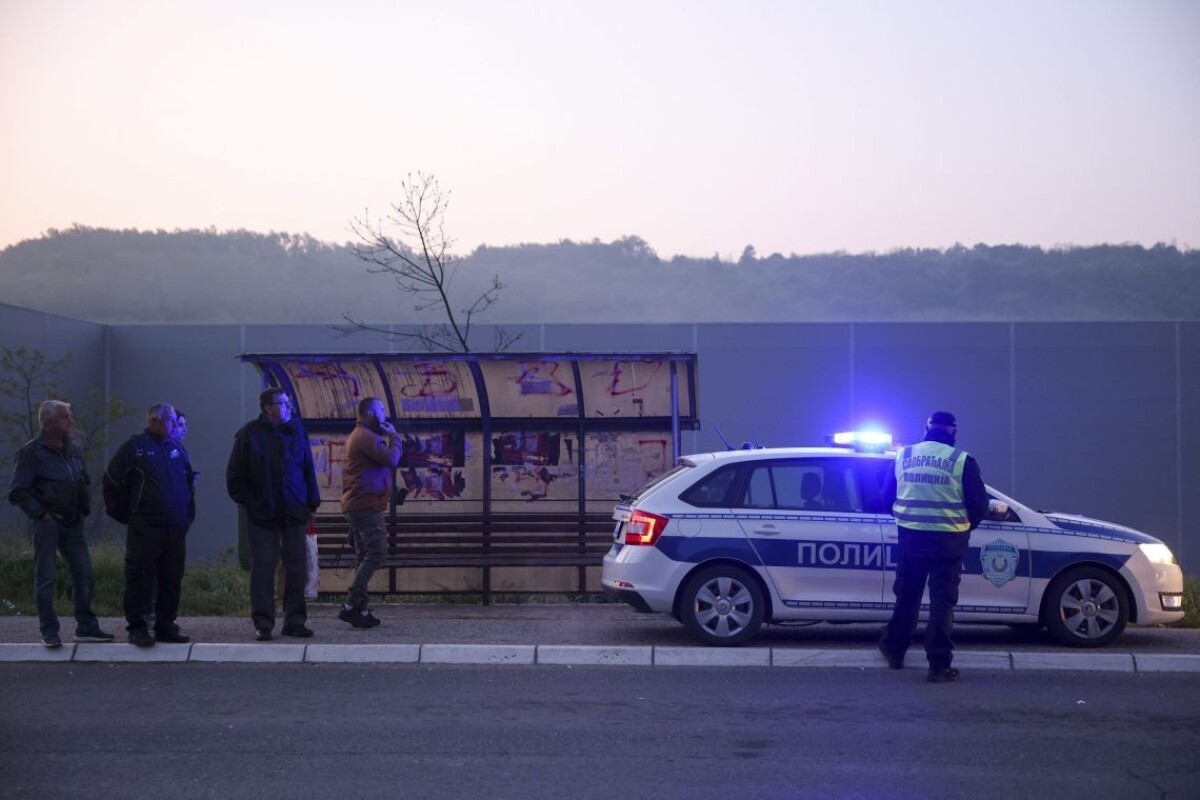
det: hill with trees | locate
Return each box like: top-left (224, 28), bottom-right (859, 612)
top-left (1, 226), bottom-right (1197, 324)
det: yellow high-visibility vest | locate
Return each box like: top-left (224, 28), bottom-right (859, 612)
top-left (893, 441), bottom-right (970, 533)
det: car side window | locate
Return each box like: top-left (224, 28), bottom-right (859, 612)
top-left (734, 459), bottom-right (865, 512)
top-left (679, 465), bottom-right (740, 508)
top-left (743, 466), bottom-right (775, 508)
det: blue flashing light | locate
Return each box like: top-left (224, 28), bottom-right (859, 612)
top-left (828, 430), bottom-right (893, 451)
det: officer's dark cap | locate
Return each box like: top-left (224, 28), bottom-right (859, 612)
top-left (927, 411), bottom-right (957, 427)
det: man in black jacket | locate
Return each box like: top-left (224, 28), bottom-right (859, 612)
top-left (103, 402), bottom-right (195, 648)
top-left (8, 400), bottom-right (115, 648)
top-left (226, 388), bottom-right (321, 641)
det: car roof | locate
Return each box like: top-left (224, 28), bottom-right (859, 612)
top-left (682, 447), bottom-right (896, 464)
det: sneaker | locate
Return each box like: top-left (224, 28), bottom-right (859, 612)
top-left (75, 629), bottom-right (116, 643)
top-left (927, 667), bottom-right (960, 683)
top-left (154, 629), bottom-right (191, 644)
top-left (129, 629), bottom-right (155, 648)
top-left (254, 628), bottom-right (272, 642)
top-left (338, 606), bottom-right (378, 629)
top-left (877, 641), bottom-right (903, 670)
top-left (280, 624), bottom-right (313, 638)
top-left (42, 633), bottom-right (63, 649)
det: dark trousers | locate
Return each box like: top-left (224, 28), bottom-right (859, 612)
top-left (344, 508), bottom-right (387, 610)
top-left (881, 529), bottom-right (968, 670)
top-left (247, 521), bottom-right (307, 631)
top-left (32, 517), bottom-right (99, 637)
top-left (123, 523), bottom-right (186, 634)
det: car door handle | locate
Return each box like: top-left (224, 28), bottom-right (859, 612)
top-left (753, 524), bottom-right (781, 536)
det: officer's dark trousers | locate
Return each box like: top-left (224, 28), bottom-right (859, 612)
top-left (123, 523), bottom-right (186, 634)
top-left (881, 528), bottom-right (969, 670)
top-left (247, 521), bottom-right (308, 632)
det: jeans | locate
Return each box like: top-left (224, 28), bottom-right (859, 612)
top-left (345, 508), bottom-right (387, 610)
top-left (247, 521), bottom-right (308, 631)
top-left (122, 523), bottom-right (186, 633)
top-left (32, 517), bottom-right (100, 637)
top-left (880, 529), bottom-right (969, 670)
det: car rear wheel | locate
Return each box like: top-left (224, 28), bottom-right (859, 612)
top-left (679, 565), bottom-right (765, 647)
top-left (1042, 566), bottom-right (1129, 647)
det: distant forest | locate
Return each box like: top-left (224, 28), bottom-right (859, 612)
top-left (1, 226), bottom-right (1197, 324)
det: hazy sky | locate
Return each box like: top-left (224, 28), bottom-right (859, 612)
top-left (1, 1), bottom-right (1197, 259)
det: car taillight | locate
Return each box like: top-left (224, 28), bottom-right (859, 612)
top-left (624, 510), bottom-right (669, 546)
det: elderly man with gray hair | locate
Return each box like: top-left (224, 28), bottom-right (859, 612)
top-left (103, 402), bottom-right (196, 648)
top-left (8, 399), bottom-right (115, 648)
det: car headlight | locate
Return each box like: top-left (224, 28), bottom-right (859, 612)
top-left (1139, 543), bottom-right (1177, 565)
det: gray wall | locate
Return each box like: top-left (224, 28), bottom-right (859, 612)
top-left (3, 305), bottom-right (1197, 575)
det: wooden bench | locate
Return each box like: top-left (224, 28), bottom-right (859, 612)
top-left (311, 511), bottom-right (617, 603)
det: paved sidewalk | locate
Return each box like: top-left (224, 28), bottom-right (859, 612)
top-left (2, 603), bottom-right (1198, 671)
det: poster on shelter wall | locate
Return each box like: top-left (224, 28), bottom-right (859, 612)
top-left (490, 431), bottom-right (579, 502)
top-left (397, 429), bottom-right (480, 501)
top-left (309, 430), bottom-right (482, 503)
top-left (283, 360), bottom-right (386, 420)
top-left (579, 360), bottom-right (685, 419)
top-left (583, 430), bottom-right (672, 499)
top-left (383, 360), bottom-right (480, 419)
top-left (479, 360), bottom-right (579, 418)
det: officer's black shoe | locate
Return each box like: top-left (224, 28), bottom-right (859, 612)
top-left (280, 624), bottom-right (313, 638)
top-left (129, 629), bottom-right (155, 648)
top-left (878, 641), bottom-right (904, 670)
top-left (154, 629), bottom-right (191, 644)
top-left (926, 667), bottom-right (960, 683)
top-left (254, 628), bottom-right (272, 642)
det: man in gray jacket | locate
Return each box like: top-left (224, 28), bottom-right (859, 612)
top-left (8, 400), bottom-right (115, 648)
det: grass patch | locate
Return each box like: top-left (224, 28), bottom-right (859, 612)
top-left (1172, 573), bottom-right (1200, 628)
top-left (0, 526), bottom-right (248, 618)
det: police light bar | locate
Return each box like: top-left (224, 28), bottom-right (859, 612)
top-left (827, 431), bottom-right (893, 451)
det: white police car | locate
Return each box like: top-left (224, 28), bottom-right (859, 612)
top-left (601, 434), bottom-right (1185, 647)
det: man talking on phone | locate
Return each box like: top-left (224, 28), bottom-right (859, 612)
top-left (338, 396), bottom-right (403, 628)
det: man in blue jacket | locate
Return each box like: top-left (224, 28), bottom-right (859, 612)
top-left (8, 399), bottom-right (115, 648)
top-left (103, 403), bottom-right (195, 648)
top-left (226, 388), bottom-right (321, 641)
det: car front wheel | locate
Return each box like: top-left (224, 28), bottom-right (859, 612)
top-left (679, 565), bottom-right (765, 647)
top-left (1042, 566), bottom-right (1129, 647)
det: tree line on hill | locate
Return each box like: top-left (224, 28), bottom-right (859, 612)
top-left (0, 226), bottom-right (1196, 325)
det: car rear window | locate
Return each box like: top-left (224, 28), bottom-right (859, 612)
top-left (622, 463), bottom-right (691, 502)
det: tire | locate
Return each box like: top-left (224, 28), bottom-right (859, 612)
top-left (679, 564), bottom-right (765, 647)
top-left (1041, 566), bottom-right (1129, 648)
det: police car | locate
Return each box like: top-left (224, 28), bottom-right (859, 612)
top-left (601, 433), bottom-right (1185, 647)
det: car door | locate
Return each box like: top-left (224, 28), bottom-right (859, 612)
top-left (737, 457), bottom-right (886, 608)
top-left (880, 485), bottom-right (1032, 616)
top-left (958, 489), bottom-right (1032, 614)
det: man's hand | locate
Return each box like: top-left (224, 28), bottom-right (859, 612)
top-left (378, 420), bottom-right (398, 436)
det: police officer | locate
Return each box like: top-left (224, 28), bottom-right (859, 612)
top-left (879, 411), bottom-right (988, 682)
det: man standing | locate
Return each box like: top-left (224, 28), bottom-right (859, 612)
top-left (226, 388), bottom-right (320, 641)
top-left (338, 397), bottom-right (402, 629)
top-left (8, 400), bottom-right (114, 648)
top-left (879, 411), bottom-right (988, 683)
top-left (103, 403), bottom-right (195, 648)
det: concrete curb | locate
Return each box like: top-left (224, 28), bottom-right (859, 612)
top-left (0, 643), bottom-right (1198, 672)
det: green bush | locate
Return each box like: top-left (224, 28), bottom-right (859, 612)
top-left (0, 527), bottom-right (248, 618)
top-left (1174, 573), bottom-right (1200, 628)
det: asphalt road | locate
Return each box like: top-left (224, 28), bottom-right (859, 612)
top-left (2, 663), bottom-right (1197, 800)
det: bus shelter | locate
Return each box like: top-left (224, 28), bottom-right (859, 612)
top-left (237, 351), bottom-right (699, 599)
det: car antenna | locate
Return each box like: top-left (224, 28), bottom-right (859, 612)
top-left (713, 425), bottom-right (736, 451)
top-left (752, 426), bottom-right (763, 449)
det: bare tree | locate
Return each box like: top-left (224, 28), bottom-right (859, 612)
top-left (0, 347), bottom-right (135, 537)
top-left (339, 172), bottom-right (521, 352)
